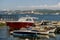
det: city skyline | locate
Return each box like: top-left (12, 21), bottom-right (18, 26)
top-left (0, 0), bottom-right (60, 10)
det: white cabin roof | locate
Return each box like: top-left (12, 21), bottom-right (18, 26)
top-left (6, 15), bottom-right (38, 23)
top-left (18, 16), bottom-right (34, 23)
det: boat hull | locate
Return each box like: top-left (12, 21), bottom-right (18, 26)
top-left (39, 31), bottom-right (49, 35)
top-left (13, 31), bottom-right (40, 38)
top-left (49, 28), bottom-right (56, 33)
top-left (6, 22), bottom-right (34, 30)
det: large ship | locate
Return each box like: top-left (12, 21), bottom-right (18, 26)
top-left (6, 16), bottom-right (37, 30)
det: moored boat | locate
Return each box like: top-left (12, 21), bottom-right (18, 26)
top-left (49, 28), bottom-right (56, 33)
top-left (43, 25), bottom-right (56, 33)
top-left (31, 26), bottom-right (49, 35)
top-left (39, 30), bottom-right (49, 35)
top-left (49, 33), bottom-right (56, 37)
top-left (12, 29), bottom-right (40, 38)
top-left (6, 15), bottom-right (37, 31)
top-left (39, 35), bottom-right (49, 39)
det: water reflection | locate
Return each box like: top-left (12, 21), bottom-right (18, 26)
top-left (0, 27), bottom-right (60, 40)
top-left (49, 33), bottom-right (56, 38)
top-left (49, 33), bottom-right (56, 40)
top-left (11, 33), bottom-right (59, 40)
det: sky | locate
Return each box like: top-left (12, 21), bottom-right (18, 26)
top-left (0, 0), bottom-right (60, 10)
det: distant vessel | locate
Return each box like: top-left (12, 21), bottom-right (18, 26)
top-left (6, 15), bottom-right (37, 30)
top-left (56, 13), bottom-right (59, 15)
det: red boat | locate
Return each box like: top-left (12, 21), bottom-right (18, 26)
top-left (6, 16), bottom-right (37, 30)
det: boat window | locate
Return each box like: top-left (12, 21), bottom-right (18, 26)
top-left (26, 19), bottom-right (32, 21)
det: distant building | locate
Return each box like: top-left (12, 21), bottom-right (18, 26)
top-left (22, 10), bottom-right (34, 14)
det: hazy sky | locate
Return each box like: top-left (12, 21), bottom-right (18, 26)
top-left (0, 0), bottom-right (60, 10)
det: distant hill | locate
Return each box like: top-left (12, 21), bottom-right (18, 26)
top-left (34, 9), bottom-right (60, 13)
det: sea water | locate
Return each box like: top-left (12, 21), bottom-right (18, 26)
top-left (0, 14), bottom-right (60, 40)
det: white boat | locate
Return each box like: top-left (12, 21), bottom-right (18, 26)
top-left (12, 28), bottom-right (40, 37)
top-left (49, 28), bottom-right (56, 33)
top-left (39, 26), bottom-right (49, 35)
top-left (39, 35), bottom-right (49, 39)
top-left (49, 33), bottom-right (56, 37)
top-left (43, 25), bottom-right (56, 33)
top-left (31, 26), bottom-right (49, 35)
top-left (32, 29), bottom-right (49, 35)
top-left (39, 30), bottom-right (49, 35)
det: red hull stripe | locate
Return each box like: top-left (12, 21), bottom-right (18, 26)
top-left (6, 22), bottom-right (34, 29)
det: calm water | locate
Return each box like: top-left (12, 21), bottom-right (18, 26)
top-left (18, 14), bottom-right (60, 21)
top-left (0, 14), bottom-right (60, 40)
top-left (0, 26), bottom-right (60, 40)
top-left (1, 14), bottom-right (60, 21)
top-left (10, 33), bottom-right (60, 40)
